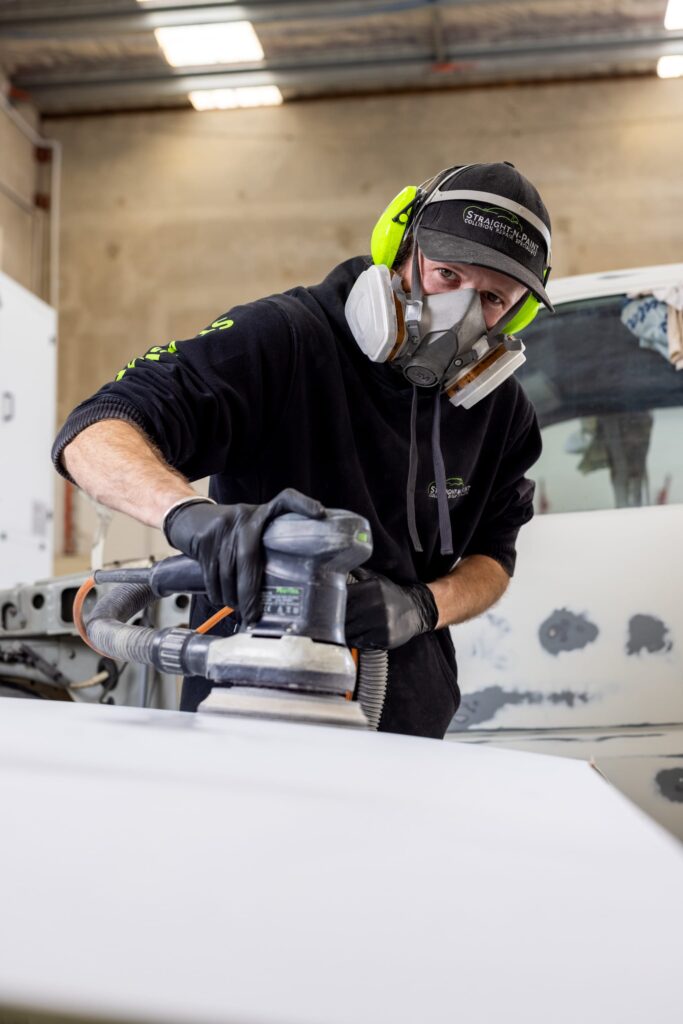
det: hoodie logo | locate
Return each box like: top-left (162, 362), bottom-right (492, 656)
top-left (428, 476), bottom-right (471, 500)
top-left (197, 317), bottom-right (234, 337)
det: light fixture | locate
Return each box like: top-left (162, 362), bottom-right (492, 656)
top-left (189, 86), bottom-right (284, 110)
top-left (657, 54), bottom-right (683, 77)
top-left (155, 22), bottom-right (264, 67)
top-left (664, 1), bottom-right (683, 30)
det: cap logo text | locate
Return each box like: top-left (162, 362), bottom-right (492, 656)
top-left (463, 205), bottom-right (539, 258)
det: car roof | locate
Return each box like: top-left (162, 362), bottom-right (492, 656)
top-left (548, 262), bottom-right (683, 305)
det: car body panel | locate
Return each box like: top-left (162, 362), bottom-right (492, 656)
top-left (0, 699), bottom-right (681, 1024)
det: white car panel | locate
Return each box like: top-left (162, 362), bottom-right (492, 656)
top-left (0, 699), bottom-right (681, 1024)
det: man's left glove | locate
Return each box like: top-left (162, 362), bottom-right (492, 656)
top-left (345, 569), bottom-right (439, 650)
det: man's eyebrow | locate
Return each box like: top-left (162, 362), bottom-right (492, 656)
top-left (431, 260), bottom-right (522, 298)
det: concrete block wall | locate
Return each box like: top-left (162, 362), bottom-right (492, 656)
top-left (0, 87), bottom-right (45, 296)
top-left (44, 75), bottom-right (683, 563)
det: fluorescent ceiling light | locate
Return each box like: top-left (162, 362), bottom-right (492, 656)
top-left (657, 54), bottom-right (683, 77)
top-left (155, 22), bottom-right (264, 67)
top-left (189, 86), bottom-right (284, 110)
top-left (665, 1), bottom-right (683, 30)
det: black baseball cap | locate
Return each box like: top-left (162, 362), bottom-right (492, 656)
top-left (415, 162), bottom-right (553, 310)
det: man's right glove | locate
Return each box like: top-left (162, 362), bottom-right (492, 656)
top-left (345, 568), bottom-right (439, 650)
top-left (163, 488), bottom-right (325, 623)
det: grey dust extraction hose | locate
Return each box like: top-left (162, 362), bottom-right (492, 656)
top-left (85, 582), bottom-right (157, 664)
top-left (78, 576), bottom-right (212, 679)
top-left (356, 650), bottom-right (388, 730)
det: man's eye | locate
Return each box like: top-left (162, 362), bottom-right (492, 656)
top-left (437, 267), bottom-right (458, 281)
top-left (483, 292), bottom-right (503, 306)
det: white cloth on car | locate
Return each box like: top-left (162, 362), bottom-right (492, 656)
top-left (666, 305), bottom-right (683, 369)
top-left (624, 286), bottom-right (683, 370)
top-left (651, 284), bottom-right (683, 311)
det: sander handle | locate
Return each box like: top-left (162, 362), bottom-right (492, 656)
top-left (149, 554), bottom-right (205, 596)
top-left (94, 555), bottom-right (206, 596)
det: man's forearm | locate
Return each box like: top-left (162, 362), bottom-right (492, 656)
top-left (427, 554), bottom-right (509, 630)
top-left (62, 419), bottom-right (196, 528)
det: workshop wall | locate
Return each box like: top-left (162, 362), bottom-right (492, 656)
top-left (0, 89), bottom-right (44, 295)
top-left (46, 74), bottom-right (683, 562)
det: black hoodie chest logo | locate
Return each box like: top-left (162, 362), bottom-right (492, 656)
top-left (427, 476), bottom-right (471, 501)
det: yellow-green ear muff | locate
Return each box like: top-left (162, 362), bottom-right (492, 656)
top-left (371, 185), bottom-right (418, 268)
top-left (501, 268), bottom-right (550, 335)
top-left (501, 293), bottom-right (542, 335)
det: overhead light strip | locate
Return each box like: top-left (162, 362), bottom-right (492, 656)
top-left (155, 21), bottom-right (264, 67)
top-left (664, 1), bottom-right (683, 30)
top-left (660, 5), bottom-right (683, 78)
top-left (189, 86), bottom-right (283, 110)
top-left (657, 54), bottom-right (683, 77)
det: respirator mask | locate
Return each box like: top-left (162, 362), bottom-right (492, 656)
top-left (344, 260), bottom-right (526, 408)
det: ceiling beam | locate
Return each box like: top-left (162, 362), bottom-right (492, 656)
top-left (1, 1), bottom-right (523, 39)
top-left (430, 4), bottom-right (447, 65)
top-left (15, 27), bottom-right (683, 87)
top-left (16, 30), bottom-right (683, 114)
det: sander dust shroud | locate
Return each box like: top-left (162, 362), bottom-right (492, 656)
top-left (78, 510), bottom-right (389, 729)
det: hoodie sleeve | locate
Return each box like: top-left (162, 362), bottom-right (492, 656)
top-left (461, 388), bottom-right (542, 576)
top-left (52, 298), bottom-right (296, 484)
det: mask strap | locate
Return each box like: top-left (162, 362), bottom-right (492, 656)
top-left (409, 242), bottom-right (423, 302)
top-left (406, 383), bottom-right (423, 553)
top-left (431, 390), bottom-right (454, 556)
top-left (403, 244), bottom-right (423, 354)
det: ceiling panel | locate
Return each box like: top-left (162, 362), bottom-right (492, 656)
top-left (0, 0), bottom-right (678, 115)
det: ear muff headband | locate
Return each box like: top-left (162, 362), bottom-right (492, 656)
top-left (370, 166), bottom-right (467, 269)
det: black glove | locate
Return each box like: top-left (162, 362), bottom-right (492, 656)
top-left (345, 569), bottom-right (439, 650)
top-left (164, 489), bottom-right (324, 622)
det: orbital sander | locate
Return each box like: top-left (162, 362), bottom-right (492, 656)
top-left (78, 510), bottom-right (388, 729)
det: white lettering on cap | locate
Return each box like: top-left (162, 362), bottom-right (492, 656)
top-left (424, 187), bottom-right (552, 260)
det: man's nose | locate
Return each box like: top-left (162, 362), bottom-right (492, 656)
top-left (455, 274), bottom-right (477, 291)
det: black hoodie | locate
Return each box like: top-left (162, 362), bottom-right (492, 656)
top-left (53, 256), bottom-right (541, 738)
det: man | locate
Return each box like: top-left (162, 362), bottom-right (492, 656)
top-left (53, 161), bottom-right (552, 739)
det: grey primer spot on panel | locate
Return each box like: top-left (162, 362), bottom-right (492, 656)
top-left (449, 685), bottom-right (589, 730)
top-left (655, 767), bottom-right (683, 803)
top-left (539, 608), bottom-right (599, 656)
top-left (627, 614), bottom-right (672, 655)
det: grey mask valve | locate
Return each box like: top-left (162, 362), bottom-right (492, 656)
top-left (397, 288), bottom-right (489, 389)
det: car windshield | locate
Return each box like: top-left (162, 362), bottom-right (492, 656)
top-left (517, 293), bottom-right (683, 513)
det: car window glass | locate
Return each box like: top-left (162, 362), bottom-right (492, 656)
top-left (517, 294), bottom-right (683, 512)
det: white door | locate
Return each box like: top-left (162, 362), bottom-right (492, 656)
top-left (0, 271), bottom-right (57, 587)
